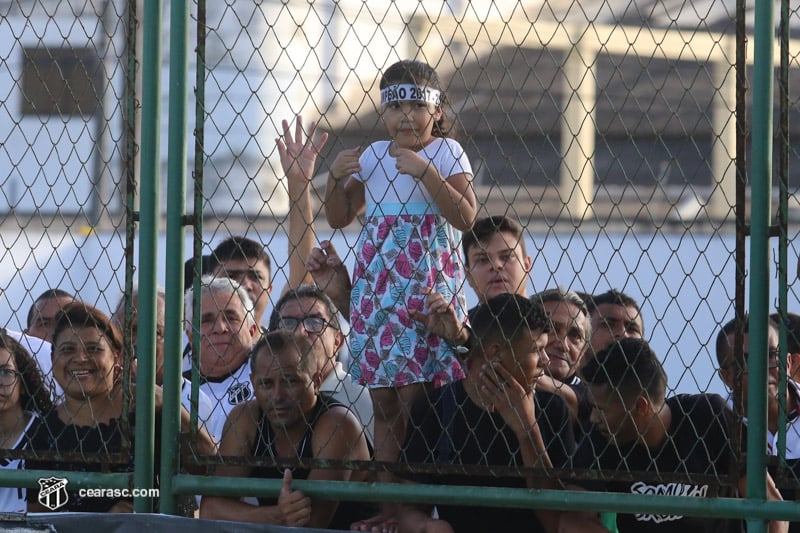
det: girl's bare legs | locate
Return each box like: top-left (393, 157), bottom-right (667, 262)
top-left (352, 382), bottom-right (431, 532)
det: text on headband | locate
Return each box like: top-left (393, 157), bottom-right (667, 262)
top-left (380, 84), bottom-right (442, 106)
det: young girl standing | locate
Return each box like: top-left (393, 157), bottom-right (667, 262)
top-left (325, 59), bottom-right (477, 525)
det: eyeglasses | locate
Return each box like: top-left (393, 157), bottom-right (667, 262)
top-left (277, 316), bottom-right (332, 334)
top-left (739, 348), bottom-right (782, 370)
top-left (0, 369), bottom-right (20, 387)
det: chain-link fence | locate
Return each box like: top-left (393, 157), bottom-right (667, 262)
top-left (2, 0), bottom-right (800, 529)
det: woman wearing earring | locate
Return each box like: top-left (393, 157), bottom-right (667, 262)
top-left (26, 303), bottom-right (215, 513)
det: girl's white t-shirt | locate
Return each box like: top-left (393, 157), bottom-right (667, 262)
top-left (354, 138), bottom-right (472, 209)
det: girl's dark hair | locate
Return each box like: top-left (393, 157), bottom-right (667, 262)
top-left (0, 331), bottom-right (54, 413)
top-left (52, 303), bottom-right (123, 359)
top-left (380, 59), bottom-right (456, 139)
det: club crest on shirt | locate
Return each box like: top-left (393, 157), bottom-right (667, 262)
top-left (227, 382), bottom-right (252, 405)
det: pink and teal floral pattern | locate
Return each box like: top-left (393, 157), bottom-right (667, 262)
top-left (349, 213), bottom-right (467, 389)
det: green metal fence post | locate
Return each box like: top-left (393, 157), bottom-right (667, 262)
top-left (747, 0), bottom-right (775, 531)
top-left (189, 0), bottom-right (207, 439)
top-left (160, 0), bottom-right (191, 516)
top-left (133, 0), bottom-right (164, 514)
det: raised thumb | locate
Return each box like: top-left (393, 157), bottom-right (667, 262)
top-left (281, 468), bottom-right (293, 493)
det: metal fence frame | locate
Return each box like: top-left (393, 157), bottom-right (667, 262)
top-left (1, 1), bottom-right (798, 531)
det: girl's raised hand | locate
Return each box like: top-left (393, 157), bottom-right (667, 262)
top-left (408, 288), bottom-right (463, 344)
top-left (389, 141), bottom-right (429, 179)
top-left (330, 147), bottom-right (362, 181)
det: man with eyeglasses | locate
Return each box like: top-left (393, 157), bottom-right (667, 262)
top-left (717, 315), bottom-right (800, 531)
top-left (716, 315), bottom-right (799, 445)
top-left (268, 285), bottom-right (373, 444)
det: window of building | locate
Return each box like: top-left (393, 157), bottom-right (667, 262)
top-left (21, 47), bottom-right (99, 116)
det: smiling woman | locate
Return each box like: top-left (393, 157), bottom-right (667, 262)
top-left (50, 304), bottom-right (123, 415)
top-left (24, 303), bottom-right (216, 514)
top-left (25, 303), bottom-right (137, 513)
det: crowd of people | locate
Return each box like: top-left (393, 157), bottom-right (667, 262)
top-left (0, 58), bottom-right (796, 532)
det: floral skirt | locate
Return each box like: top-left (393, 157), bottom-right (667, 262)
top-left (349, 209), bottom-right (467, 389)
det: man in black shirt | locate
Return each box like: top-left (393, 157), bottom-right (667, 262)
top-left (564, 337), bottom-right (786, 533)
top-left (398, 293), bottom-right (575, 533)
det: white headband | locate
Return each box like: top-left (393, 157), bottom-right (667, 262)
top-left (380, 84), bottom-right (442, 106)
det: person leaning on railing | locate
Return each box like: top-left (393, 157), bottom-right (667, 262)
top-left (25, 303), bottom-right (216, 513)
top-left (200, 329), bottom-right (373, 528)
top-left (561, 337), bottom-right (787, 533)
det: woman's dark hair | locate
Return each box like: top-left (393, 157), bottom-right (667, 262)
top-left (380, 59), bottom-right (456, 139)
top-left (52, 303), bottom-right (123, 359)
top-left (0, 331), bottom-right (54, 413)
